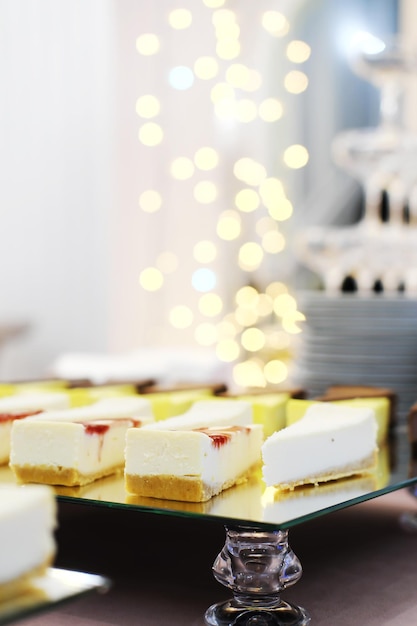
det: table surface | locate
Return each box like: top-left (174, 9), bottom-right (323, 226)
top-left (13, 486), bottom-right (417, 626)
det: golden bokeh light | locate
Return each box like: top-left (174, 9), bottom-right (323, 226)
top-left (138, 122), bottom-right (164, 146)
top-left (193, 240), bottom-right (218, 263)
top-left (235, 285), bottom-right (259, 307)
top-left (216, 339), bottom-right (240, 362)
top-left (286, 40), bottom-right (311, 63)
top-left (216, 318), bottom-right (240, 339)
top-left (267, 197), bottom-right (293, 221)
top-left (194, 147), bottom-right (219, 170)
top-left (168, 8), bottom-right (192, 29)
top-left (284, 70), bottom-right (309, 94)
top-left (283, 144), bottom-right (309, 169)
top-left (266, 281), bottom-right (288, 298)
top-left (194, 322), bottom-right (218, 346)
top-left (225, 63), bottom-right (261, 93)
top-left (136, 33), bottom-right (160, 56)
top-left (259, 177), bottom-right (285, 201)
top-left (235, 188), bottom-right (260, 213)
top-left (169, 305), bottom-right (194, 329)
top-left (233, 359), bottom-right (266, 388)
top-left (135, 95), bottom-right (160, 118)
top-left (282, 311), bottom-right (306, 334)
top-left (139, 267), bottom-right (164, 291)
top-left (156, 251), bottom-right (178, 274)
top-left (138, 189), bottom-right (162, 213)
top-left (262, 230), bottom-right (286, 253)
top-left (194, 56), bottom-right (219, 80)
top-left (264, 360), bottom-right (288, 384)
top-left (273, 293), bottom-right (297, 317)
top-left (193, 180), bottom-right (218, 204)
top-left (216, 38), bottom-right (241, 60)
top-left (234, 158), bottom-right (267, 186)
top-left (241, 327), bottom-right (266, 352)
top-left (211, 82), bottom-right (235, 104)
top-left (261, 11), bottom-right (289, 37)
top-left (259, 98), bottom-right (283, 122)
top-left (235, 306), bottom-right (259, 327)
top-left (170, 157), bottom-right (195, 180)
top-left (212, 8), bottom-right (238, 28)
top-left (198, 293), bottom-right (223, 317)
top-left (255, 293), bottom-right (273, 316)
top-left (238, 242), bottom-right (264, 271)
top-left (217, 210), bottom-right (241, 240)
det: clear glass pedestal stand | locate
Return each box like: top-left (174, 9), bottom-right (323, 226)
top-left (204, 525), bottom-right (310, 626)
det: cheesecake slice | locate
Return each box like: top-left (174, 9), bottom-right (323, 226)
top-left (125, 423), bottom-right (263, 502)
top-left (10, 396), bottom-right (155, 487)
top-left (262, 403), bottom-right (378, 491)
top-left (0, 484), bottom-right (57, 602)
top-left (0, 392), bottom-right (71, 465)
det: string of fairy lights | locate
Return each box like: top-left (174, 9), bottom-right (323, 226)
top-left (135, 0), bottom-right (309, 388)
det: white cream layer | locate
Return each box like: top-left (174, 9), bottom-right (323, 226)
top-left (25, 395), bottom-right (154, 423)
top-left (261, 403), bottom-right (378, 487)
top-left (125, 424), bottom-right (263, 485)
top-left (10, 419), bottom-right (132, 476)
top-left (144, 399), bottom-right (253, 431)
top-left (0, 392), bottom-right (71, 465)
top-left (0, 484), bottom-right (56, 585)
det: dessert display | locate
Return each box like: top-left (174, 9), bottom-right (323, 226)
top-left (0, 392), bottom-right (71, 465)
top-left (0, 484), bottom-right (57, 602)
top-left (262, 403), bottom-right (378, 490)
top-left (9, 396), bottom-right (155, 487)
top-left (125, 399), bottom-right (262, 502)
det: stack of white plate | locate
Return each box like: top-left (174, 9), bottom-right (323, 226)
top-left (288, 291), bottom-right (417, 422)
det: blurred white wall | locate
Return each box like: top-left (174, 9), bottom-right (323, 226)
top-left (0, 0), bottom-right (116, 377)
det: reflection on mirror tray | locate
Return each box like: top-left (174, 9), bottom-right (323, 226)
top-left (0, 440), bottom-right (394, 528)
top-left (0, 568), bottom-right (110, 626)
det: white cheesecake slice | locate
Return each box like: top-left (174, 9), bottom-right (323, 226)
top-left (0, 484), bottom-right (56, 602)
top-left (125, 423), bottom-right (263, 502)
top-left (144, 399), bottom-right (253, 430)
top-left (0, 392), bottom-right (71, 465)
top-left (10, 396), bottom-right (155, 487)
top-left (262, 403), bottom-right (378, 490)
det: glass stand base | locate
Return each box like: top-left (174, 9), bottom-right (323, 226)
top-left (204, 525), bottom-right (310, 626)
top-left (205, 598), bottom-right (310, 625)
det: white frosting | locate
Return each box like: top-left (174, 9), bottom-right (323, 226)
top-left (0, 485), bottom-right (56, 585)
top-left (0, 392), bottom-right (70, 415)
top-left (0, 392), bottom-right (71, 465)
top-left (262, 403), bottom-right (378, 487)
top-left (125, 424), bottom-right (263, 486)
top-left (26, 396), bottom-right (155, 424)
top-left (144, 399), bottom-right (253, 431)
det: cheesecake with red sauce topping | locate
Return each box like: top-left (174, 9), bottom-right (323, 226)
top-left (125, 400), bottom-right (262, 502)
top-left (9, 396), bottom-right (155, 486)
top-left (0, 392), bottom-right (71, 465)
